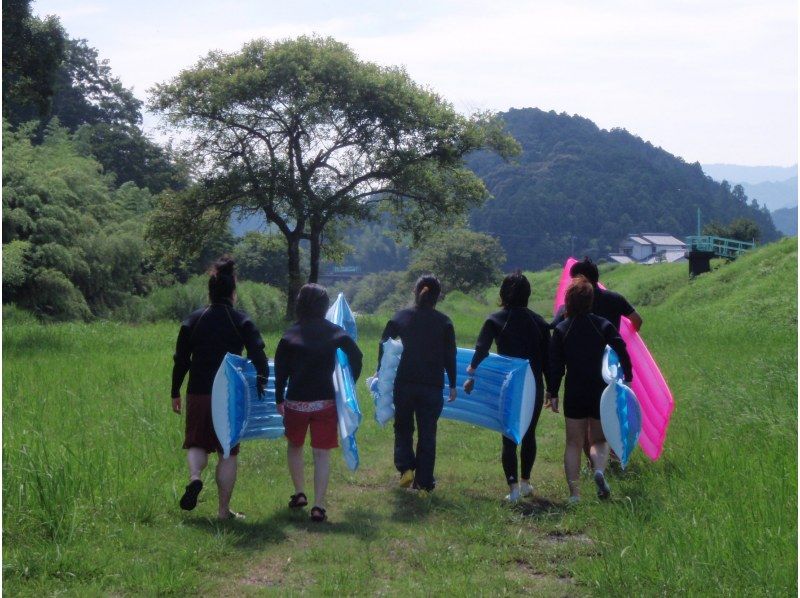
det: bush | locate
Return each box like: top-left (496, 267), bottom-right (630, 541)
top-left (341, 271), bottom-right (410, 314)
top-left (410, 229), bottom-right (505, 294)
top-left (21, 268), bottom-right (92, 321)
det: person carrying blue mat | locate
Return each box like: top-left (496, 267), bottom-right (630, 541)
top-left (377, 275), bottom-right (457, 492)
top-left (170, 256), bottom-right (269, 520)
top-left (464, 271), bottom-right (550, 502)
top-left (274, 284), bottom-right (363, 522)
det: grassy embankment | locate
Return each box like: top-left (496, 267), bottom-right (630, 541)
top-left (3, 238), bottom-right (796, 595)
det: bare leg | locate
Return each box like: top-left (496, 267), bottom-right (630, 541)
top-left (187, 447), bottom-right (208, 481)
top-left (287, 442), bottom-right (305, 495)
top-left (588, 418), bottom-right (609, 473)
top-left (312, 448), bottom-right (331, 510)
top-left (564, 418), bottom-right (588, 499)
top-left (215, 454), bottom-right (237, 518)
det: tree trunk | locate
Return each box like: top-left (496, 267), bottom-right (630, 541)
top-left (285, 235), bottom-right (302, 320)
top-left (308, 227), bottom-right (321, 284)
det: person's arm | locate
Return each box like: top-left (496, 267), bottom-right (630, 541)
top-left (241, 317), bottom-right (269, 395)
top-left (546, 328), bottom-right (565, 398)
top-left (536, 316), bottom-right (550, 376)
top-left (550, 306), bottom-right (566, 329)
top-left (605, 323), bottom-right (633, 383)
top-left (376, 319), bottom-right (398, 372)
top-left (627, 311), bottom-right (643, 332)
top-left (469, 318), bottom-right (495, 371)
top-left (171, 322), bottom-right (192, 399)
top-left (340, 334), bottom-right (363, 382)
top-left (444, 319), bottom-right (457, 392)
top-left (619, 294), bottom-right (643, 332)
top-left (273, 338), bottom-right (290, 405)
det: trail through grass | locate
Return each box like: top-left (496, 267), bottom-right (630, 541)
top-left (3, 238), bottom-right (796, 595)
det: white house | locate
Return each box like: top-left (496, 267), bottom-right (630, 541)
top-left (608, 233), bottom-right (687, 264)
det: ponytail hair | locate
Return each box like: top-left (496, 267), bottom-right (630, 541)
top-left (208, 256), bottom-right (237, 303)
top-left (414, 274), bottom-right (441, 308)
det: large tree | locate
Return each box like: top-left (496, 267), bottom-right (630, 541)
top-left (149, 36), bottom-right (519, 317)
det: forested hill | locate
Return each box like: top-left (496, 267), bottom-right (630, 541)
top-left (467, 108), bottom-right (781, 269)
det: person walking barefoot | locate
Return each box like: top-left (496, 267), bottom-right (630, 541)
top-left (171, 257), bottom-right (269, 519)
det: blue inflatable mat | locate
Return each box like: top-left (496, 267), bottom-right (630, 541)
top-left (211, 354), bottom-right (284, 458)
top-left (369, 343), bottom-right (536, 444)
top-left (600, 346), bottom-right (642, 468)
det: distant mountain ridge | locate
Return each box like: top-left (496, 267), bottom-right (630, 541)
top-left (771, 206), bottom-right (797, 236)
top-left (701, 163), bottom-right (797, 185)
top-left (467, 108), bottom-right (780, 269)
top-left (741, 178), bottom-right (798, 211)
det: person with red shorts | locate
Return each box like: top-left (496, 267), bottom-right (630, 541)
top-left (171, 257), bottom-right (269, 519)
top-left (274, 284), bottom-right (363, 522)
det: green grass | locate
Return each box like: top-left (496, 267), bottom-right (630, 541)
top-left (4, 238), bottom-right (797, 595)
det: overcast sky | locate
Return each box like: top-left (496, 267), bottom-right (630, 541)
top-left (35, 0), bottom-right (797, 166)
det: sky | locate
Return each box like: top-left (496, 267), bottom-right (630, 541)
top-left (35, 0), bottom-right (798, 166)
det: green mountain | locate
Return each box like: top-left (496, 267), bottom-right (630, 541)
top-left (772, 206), bottom-right (797, 236)
top-left (468, 108), bottom-right (781, 269)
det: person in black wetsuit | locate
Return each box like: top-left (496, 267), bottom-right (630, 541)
top-left (274, 284), bottom-right (362, 522)
top-left (463, 271), bottom-right (550, 502)
top-left (171, 257), bottom-right (269, 519)
top-left (546, 276), bottom-right (633, 503)
top-left (378, 275), bottom-right (457, 492)
top-left (552, 257), bottom-right (643, 332)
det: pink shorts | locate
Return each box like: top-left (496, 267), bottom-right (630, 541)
top-left (283, 401), bottom-right (338, 449)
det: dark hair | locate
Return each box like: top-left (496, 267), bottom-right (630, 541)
top-left (414, 275), bottom-right (441, 308)
top-left (565, 275), bottom-right (594, 317)
top-left (569, 256), bottom-right (599, 285)
top-left (208, 256), bottom-right (237, 303)
top-left (499, 270), bottom-right (531, 308)
top-left (295, 283), bottom-right (330, 321)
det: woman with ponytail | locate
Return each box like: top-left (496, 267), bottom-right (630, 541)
top-left (463, 271), bottom-right (550, 502)
top-left (377, 275), bottom-right (457, 492)
top-left (170, 256), bottom-right (269, 519)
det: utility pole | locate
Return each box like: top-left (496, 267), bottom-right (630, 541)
top-left (697, 207), bottom-right (701, 236)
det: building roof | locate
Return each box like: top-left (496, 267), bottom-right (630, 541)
top-left (608, 254), bottom-right (635, 264)
top-left (640, 234), bottom-right (686, 247)
top-left (626, 236), bottom-right (650, 245)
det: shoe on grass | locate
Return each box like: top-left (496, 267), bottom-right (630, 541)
top-left (594, 470), bottom-right (611, 500)
top-left (567, 495), bottom-right (581, 505)
top-left (179, 479), bottom-right (203, 511)
top-left (505, 486), bottom-right (521, 502)
top-left (399, 469), bottom-right (414, 488)
top-left (519, 481), bottom-right (534, 497)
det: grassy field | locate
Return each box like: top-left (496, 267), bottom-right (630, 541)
top-left (3, 238), bottom-right (797, 595)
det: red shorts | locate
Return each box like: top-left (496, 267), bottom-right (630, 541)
top-left (283, 401), bottom-right (339, 449)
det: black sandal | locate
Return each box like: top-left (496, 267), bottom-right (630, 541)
top-left (288, 493), bottom-right (308, 509)
top-left (310, 506), bottom-right (327, 522)
top-left (179, 479), bottom-right (203, 511)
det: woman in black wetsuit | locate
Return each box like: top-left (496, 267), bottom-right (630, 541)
top-left (546, 276), bottom-right (632, 503)
top-left (464, 271), bottom-right (550, 502)
top-left (274, 284), bottom-right (363, 522)
top-left (378, 275), bottom-right (457, 492)
top-left (171, 257), bottom-right (269, 519)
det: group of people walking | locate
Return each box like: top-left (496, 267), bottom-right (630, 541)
top-left (170, 256), bottom-right (640, 520)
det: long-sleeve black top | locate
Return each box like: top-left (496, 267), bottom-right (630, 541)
top-left (171, 300), bottom-right (269, 397)
top-left (470, 307), bottom-right (550, 384)
top-left (378, 306), bottom-right (457, 389)
top-left (552, 287), bottom-right (635, 331)
top-left (274, 318), bottom-right (363, 404)
top-left (546, 314), bottom-right (633, 399)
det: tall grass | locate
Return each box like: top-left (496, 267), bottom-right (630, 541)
top-left (3, 239), bottom-right (796, 595)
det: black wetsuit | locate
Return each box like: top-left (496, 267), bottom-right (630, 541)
top-left (171, 300), bottom-right (269, 397)
top-left (274, 318), bottom-right (363, 404)
top-left (547, 314), bottom-right (632, 419)
top-left (552, 287), bottom-right (635, 331)
top-left (379, 306), bottom-right (457, 490)
top-left (470, 308), bottom-right (550, 486)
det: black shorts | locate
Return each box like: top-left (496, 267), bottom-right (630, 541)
top-left (563, 390), bottom-right (602, 420)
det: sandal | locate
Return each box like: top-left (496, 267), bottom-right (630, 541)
top-left (310, 506), bottom-right (327, 522)
top-left (289, 493), bottom-right (308, 509)
top-left (179, 479), bottom-right (203, 511)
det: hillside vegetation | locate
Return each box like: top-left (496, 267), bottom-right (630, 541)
top-left (3, 238), bottom-right (795, 596)
top-left (468, 108), bottom-right (780, 269)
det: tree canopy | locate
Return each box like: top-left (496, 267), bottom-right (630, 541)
top-left (149, 36), bottom-right (519, 317)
